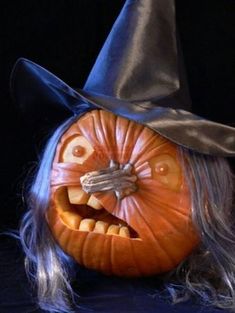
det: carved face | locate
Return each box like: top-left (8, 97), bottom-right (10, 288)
top-left (47, 109), bottom-right (199, 276)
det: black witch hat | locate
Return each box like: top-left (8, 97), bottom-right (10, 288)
top-left (10, 0), bottom-right (235, 156)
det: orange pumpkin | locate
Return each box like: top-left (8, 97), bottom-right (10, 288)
top-left (47, 109), bottom-right (199, 277)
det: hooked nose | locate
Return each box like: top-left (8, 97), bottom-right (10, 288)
top-left (80, 160), bottom-right (138, 200)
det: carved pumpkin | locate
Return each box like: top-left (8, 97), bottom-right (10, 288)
top-left (47, 109), bottom-right (199, 277)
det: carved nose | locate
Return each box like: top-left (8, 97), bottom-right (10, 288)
top-left (80, 160), bottom-right (138, 200)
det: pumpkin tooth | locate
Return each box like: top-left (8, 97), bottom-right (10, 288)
top-left (67, 186), bottom-right (89, 204)
top-left (93, 221), bottom-right (109, 234)
top-left (87, 195), bottom-right (103, 210)
top-left (107, 225), bottom-right (120, 235)
top-left (79, 219), bottom-right (96, 231)
top-left (60, 211), bottom-right (82, 229)
top-left (119, 226), bottom-right (130, 238)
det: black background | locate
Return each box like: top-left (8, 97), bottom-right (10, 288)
top-left (0, 1), bottom-right (235, 312)
top-left (0, 0), bottom-right (235, 229)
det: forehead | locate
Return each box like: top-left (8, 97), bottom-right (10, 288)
top-left (56, 110), bottom-right (178, 158)
top-left (59, 109), bottom-right (162, 138)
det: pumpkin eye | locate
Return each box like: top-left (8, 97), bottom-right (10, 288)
top-left (61, 136), bottom-right (94, 164)
top-left (72, 145), bottom-right (85, 157)
top-left (154, 162), bottom-right (169, 175)
top-left (149, 154), bottom-right (182, 190)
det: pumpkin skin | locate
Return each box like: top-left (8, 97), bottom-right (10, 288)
top-left (47, 109), bottom-right (199, 277)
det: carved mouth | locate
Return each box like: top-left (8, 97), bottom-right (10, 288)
top-left (55, 187), bottom-right (139, 239)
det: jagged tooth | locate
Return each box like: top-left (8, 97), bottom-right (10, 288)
top-left (119, 226), bottom-right (130, 238)
top-left (67, 186), bottom-right (89, 204)
top-left (79, 219), bottom-right (96, 231)
top-left (93, 221), bottom-right (109, 234)
top-left (61, 211), bottom-right (82, 229)
top-left (87, 195), bottom-right (103, 210)
top-left (107, 225), bottom-right (120, 235)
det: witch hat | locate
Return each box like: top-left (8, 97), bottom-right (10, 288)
top-left (10, 0), bottom-right (235, 156)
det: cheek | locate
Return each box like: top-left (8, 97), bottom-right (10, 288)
top-left (132, 155), bottom-right (191, 238)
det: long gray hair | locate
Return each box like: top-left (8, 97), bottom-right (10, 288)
top-left (19, 117), bottom-right (235, 312)
top-left (19, 116), bottom-right (78, 313)
top-left (166, 147), bottom-right (235, 309)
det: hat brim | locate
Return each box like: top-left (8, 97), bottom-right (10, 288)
top-left (11, 58), bottom-right (235, 157)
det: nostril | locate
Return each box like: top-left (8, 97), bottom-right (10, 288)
top-left (80, 160), bottom-right (138, 200)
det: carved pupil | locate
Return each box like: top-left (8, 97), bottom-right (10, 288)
top-left (155, 163), bottom-right (169, 175)
top-left (72, 145), bottom-right (85, 157)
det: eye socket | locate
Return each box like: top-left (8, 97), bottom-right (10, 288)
top-left (148, 154), bottom-right (182, 191)
top-left (61, 136), bottom-right (94, 164)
